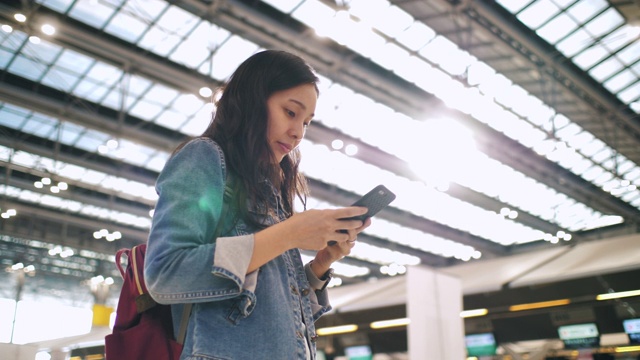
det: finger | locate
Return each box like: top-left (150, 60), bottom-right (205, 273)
top-left (336, 206), bottom-right (368, 219)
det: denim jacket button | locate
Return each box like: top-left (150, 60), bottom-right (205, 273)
top-left (301, 288), bottom-right (310, 296)
top-left (310, 335), bottom-right (318, 342)
top-left (290, 285), bottom-right (299, 295)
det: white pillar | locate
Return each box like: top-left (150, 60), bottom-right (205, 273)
top-left (406, 265), bottom-right (465, 360)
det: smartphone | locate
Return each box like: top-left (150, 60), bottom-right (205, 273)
top-left (341, 185), bottom-right (396, 221)
top-left (328, 185), bottom-right (396, 245)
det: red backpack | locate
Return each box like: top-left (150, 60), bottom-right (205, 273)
top-left (105, 244), bottom-right (191, 360)
top-left (105, 178), bottom-right (232, 360)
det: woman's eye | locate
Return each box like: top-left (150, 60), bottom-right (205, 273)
top-left (286, 109), bottom-right (295, 117)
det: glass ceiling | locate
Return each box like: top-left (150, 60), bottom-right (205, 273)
top-left (497, 0), bottom-right (640, 112)
top-left (0, 0), bottom-right (638, 280)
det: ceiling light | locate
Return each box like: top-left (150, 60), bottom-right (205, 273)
top-left (370, 318), bottom-right (410, 329)
top-left (1, 24), bottom-right (12, 33)
top-left (509, 299), bottom-right (570, 312)
top-left (331, 139), bottom-right (344, 150)
top-left (344, 144), bottom-right (358, 156)
top-left (14, 13), bottom-right (26, 22)
top-left (316, 324), bottom-right (358, 336)
top-left (1, 208), bottom-right (17, 219)
top-left (28, 36), bottom-right (41, 44)
top-left (199, 87), bottom-right (212, 98)
top-left (596, 289), bottom-right (640, 301)
top-left (41, 24), bottom-right (55, 36)
top-left (460, 308), bottom-right (488, 318)
top-left (615, 345), bottom-right (640, 353)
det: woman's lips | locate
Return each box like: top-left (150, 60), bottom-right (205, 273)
top-left (278, 142), bottom-right (292, 153)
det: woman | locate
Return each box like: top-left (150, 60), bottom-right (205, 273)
top-left (144, 50), bottom-right (371, 360)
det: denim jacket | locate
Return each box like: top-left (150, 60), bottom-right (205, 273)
top-left (144, 138), bottom-right (332, 360)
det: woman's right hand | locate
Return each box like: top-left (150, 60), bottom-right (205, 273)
top-left (279, 207), bottom-right (368, 251)
top-left (248, 206), bottom-right (368, 273)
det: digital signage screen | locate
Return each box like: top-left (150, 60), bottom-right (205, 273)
top-left (623, 318), bottom-right (640, 344)
top-left (465, 333), bottom-right (497, 357)
top-left (558, 323), bottom-right (600, 349)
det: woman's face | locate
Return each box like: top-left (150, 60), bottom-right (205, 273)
top-left (266, 83), bottom-right (318, 164)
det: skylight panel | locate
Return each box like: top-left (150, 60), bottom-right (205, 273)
top-left (127, 74), bottom-right (153, 97)
top-left (41, 67), bottom-right (82, 92)
top-left (137, 25), bottom-right (181, 57)
top-left (8, 55), bottom-right (47, 81)
top-left (0, 29), bottom-right (26, 53)
top-left (603, 69), bottom-right (636, 93)
top-left (536, 12), bottom-right (578, 44)
top-left (84, 61), bottom-right (122, 88)
top-left (602, 25), bottom-right (640, 52)
top-left (155, 110), bottom-right (189, 131)
top-left (12, 151), bottom-right (39, 169)
top-left (583, 7), bottom-right (624, 38)
top-left (156, 5), bottom-right (200, 38)
top-left (516, 0), bottom-right (561, 30)
top-left (123, 0), bottom-right (168, 20)
top-left (616, 41), bottom-right (640, 65)
top-left (35, 0), bottom-right (73, 13)
top-left (618, 82), bottom-right (640, 104)
top-left (72, 78), bottom-right (110, 103)
top-left (0, 48), bottom-right (12, 68)
top-left (127, 98), bottom-right (165, 122)
top-left (372, 5), bottom-right (413, 38)
top-left (143, 83), bottom-right (179, 106)
top-left (572, 44), bottom-right (610, 70)
top-left (340, 25), bottom-right (386, 59)
top-left (169, 27), bottom-right (211, 69)
top-left (209, 36), bottom-right (259, 81)
top-left (589, 57), bottom-right (623, 82)
top-left (100, 90), bottom-right (137, 112)
top-left (111, 139), bottom-right (153, 167)
top-left (394, 21), bottom-right (436, 51)
top-left (56, 122), bottom-right (83, 145)
top-left (0, 103), bottom-right (28, 128)
top-left (555, 28), bottom-right (593, 57)
top-left (368, 42), bottom-right (410, 71)
top-left (591, 147), bottom-right (613, 163)
top-left (179, 109), bottom-right (212, 137)
top-left (23, 39), bottom-right (61, 64)
top-left (67, 0), bottom-right (116, 29)
top-left (21, 116), bottom-right (56, 139)
top-left (566, 0), bottom-right (608, 23)
top-left (104, 9), bottom-right (149, 43)
top-left (74, 129), bottom-right (109, 153)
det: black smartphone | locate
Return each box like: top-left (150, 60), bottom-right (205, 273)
top-left (328, 185), bottom-right (396, 245)
top-left (341, 185), bottom-right (396, 221)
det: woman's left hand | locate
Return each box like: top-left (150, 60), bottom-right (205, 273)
top-left (311, 217), bottom-right (371, 274)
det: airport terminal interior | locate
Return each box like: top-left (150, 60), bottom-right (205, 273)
top-left (1, 0), bottom-right (640, 359)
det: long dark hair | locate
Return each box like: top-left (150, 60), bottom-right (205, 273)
top-left (200, 50), bottom-right (319, 228)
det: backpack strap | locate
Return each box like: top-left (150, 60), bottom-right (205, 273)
top-left (175, 178), bottom-right (233, 345)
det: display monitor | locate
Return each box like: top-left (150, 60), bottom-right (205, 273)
top-left (344, 345), bottom-right (372, 360)
top-left (465, 333), bottom-right (497, 357)
top-left (623, 318), bottom-right (640, 344)
top-left (557, 323), bottom-right (600, 349)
